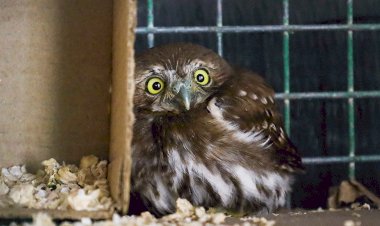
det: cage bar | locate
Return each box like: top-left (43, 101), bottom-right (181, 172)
top-left (303, 155), bottom-right (380, 164)
top-left (136, 24), bottom-right (380, 34)
top-left (282, 0), bottom-right (291, 139)
top-left (216, 0), bottom-right (223, 56)
top-left (275, 91), bottom-right (380, 99)
top-left (147, 0), bottom-right (155, 47)
top-left (282, 0), bottom-right (292, 209)
top-left (347, 0), bottom-right (356, 180)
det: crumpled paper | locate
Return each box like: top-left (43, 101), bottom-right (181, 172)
top-left (328, 180), bottom-right (380, 209)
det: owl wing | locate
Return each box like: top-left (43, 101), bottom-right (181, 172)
top-left (208, 68), bottom-right (305, 173)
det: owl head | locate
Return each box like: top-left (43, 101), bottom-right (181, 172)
top-left (134, 43), bottom-right (232, 114)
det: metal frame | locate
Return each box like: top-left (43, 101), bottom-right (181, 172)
top-left (137, 0), bottom-right (380, 179)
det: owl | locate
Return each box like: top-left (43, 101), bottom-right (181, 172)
top-left (131, 43), bottom-right (304, 216)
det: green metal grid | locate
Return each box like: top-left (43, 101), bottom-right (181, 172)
top-left (139, 0), bottom-right (380, 177)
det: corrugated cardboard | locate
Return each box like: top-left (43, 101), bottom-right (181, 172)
top-left (109, 0), bottom-right (136, 214)
top-left (0, 0), bottom-right (136, 219)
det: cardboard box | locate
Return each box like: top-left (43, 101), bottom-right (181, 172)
top-left (0, 0), bottom-right (136, 219)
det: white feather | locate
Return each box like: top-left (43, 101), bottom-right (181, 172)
top-left (147, 176), bottom-right (173, 213)
top-left (207, 97), bottom-right (265, 144)
top-left (238, 90), bottom-right (247, 96)
top-left (168, 149), bottom-right (185, 189)
top-left (232, 165), bottom-right (261, 198)
top-left (232, 165), bottom-right (290, 207)
top-left (188, 175), bottom-right (209, 205)
top-left (250, 93), bottom-right (258, 100)
top-left (259, 136), bottom-right (272, 149)
top-left (168, 150), bottom-right (234, 206)
top-left (190, 160), bottom-right (234, 206)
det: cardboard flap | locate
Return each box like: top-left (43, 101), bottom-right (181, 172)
top-left (108, 0), bottom-right (136, 214)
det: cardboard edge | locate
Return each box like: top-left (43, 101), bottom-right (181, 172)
top-left (109, 0), bottom-right (137, 214)
top-left (0, 208), bottom-right (113, 220)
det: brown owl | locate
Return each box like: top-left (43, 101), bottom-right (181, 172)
top-left (131, 43), bottom-right (304, 216)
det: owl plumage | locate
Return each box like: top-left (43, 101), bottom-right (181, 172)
top-left (131, 43), bottom-right (304, 216)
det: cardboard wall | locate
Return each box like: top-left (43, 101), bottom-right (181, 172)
top-left (0, 0), bottom-right (113, 170)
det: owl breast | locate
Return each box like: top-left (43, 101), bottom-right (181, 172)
top-left (131, 98), bottom-right (293, 215)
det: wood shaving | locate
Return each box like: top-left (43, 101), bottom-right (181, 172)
top-left (309, 207), bottom-right (325, 213)
top-left (240, 216), bottom-right (276, 226)
top-left (13, 198), bottom-right (228, 226)
top-left (159, 198), bottom-right (227, 225)
top-left (350, 203), bottom-right (371, 211)
top-left (0, 155), bottom-right (112, 211)
top-left (343, 220), bottom-right (362, 226)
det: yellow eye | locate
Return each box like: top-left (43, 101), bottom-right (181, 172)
top-left (146, 77), bottom-right (164, 95)
top-left (194, 69), bottom-right (210, 86)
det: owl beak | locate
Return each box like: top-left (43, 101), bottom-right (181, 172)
top-left (173, 82), bottom-right (192, 111)
top-left (179, 87), bottom-right (191, 111)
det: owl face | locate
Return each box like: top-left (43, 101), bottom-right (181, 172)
top-left (134, 43), bottom-right (232, 114)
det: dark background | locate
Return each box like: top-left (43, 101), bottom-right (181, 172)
top-left (134, 0), bottom-right (380, 209)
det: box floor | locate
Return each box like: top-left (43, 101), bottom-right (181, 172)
top-left (0, 210), bottom-right (379, 225)
top-left (227, 209), bottom-right (380, 226)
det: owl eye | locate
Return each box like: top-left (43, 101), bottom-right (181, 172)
top-left (146, 77), bottom-right (164, 95)
top-left (194, 69), bottom-right (210, 86)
